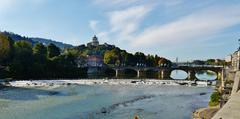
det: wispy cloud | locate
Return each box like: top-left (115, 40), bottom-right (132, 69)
top-left (93, 0), bottom-right (141, 8)
top-left (132, 5), bottom-right (240, 47)
top-left (89, 2), bottom-right (154, 44)
top-left (108, 5), bottom-right (153, 37)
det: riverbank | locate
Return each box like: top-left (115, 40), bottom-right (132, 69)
top-left (212, 71), bottom-right (240, 119)
top-left (192, 69), bottom-right (239, 119)
top-left (2, 79), bottom-right (216, 88)
top-left (192, 106), bottom-right (219, 119)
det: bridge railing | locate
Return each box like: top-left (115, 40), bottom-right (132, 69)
top-left (174, 64), bottom-right (224, 68)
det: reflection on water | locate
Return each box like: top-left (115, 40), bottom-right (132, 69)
top-left (196, 71), bottom-right (217, 80)
top-left (0, 85), bottom-right (213, 119)
top-left (171, 70), bottom-right (217, 80)
top-left (171, 70), bottom-right (188, 79)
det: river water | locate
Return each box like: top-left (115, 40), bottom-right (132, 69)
top-left (0, 72), bottom-right (215, 119)
top-left (0, 84), bottom-right (213, 119)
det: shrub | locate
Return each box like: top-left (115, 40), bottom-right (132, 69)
top-left (209, 91), bottom-right (220, 107)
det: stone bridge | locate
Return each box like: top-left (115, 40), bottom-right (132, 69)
top-left (111, 65), bottom-right (223, 80)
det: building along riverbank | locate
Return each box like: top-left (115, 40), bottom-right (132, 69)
top-left (212, 71), bottom-right (240, 119)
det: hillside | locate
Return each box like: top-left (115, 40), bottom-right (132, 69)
top-left (1, 31), bottom-right (73, 49)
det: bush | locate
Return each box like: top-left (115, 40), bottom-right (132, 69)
top-left (209, 91), bottom-right (220, 107)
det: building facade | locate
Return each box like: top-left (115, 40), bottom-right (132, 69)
top-left (231, 49), bottom-right (240, 71)
top-left (87, 35), bottom-right (99, 47)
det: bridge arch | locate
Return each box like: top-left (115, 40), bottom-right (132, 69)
top-left (170, 69), bottom-right (188, 80)
top-left (110, 65), bottom-right (223, 80)
top-left (195, 70), bottom-right (218, 80)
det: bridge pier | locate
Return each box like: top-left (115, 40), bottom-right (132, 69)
top-left (115, 69), bottom-right (119, 78)
top-left (115, 69), bottom-right (125, 78)
top-left (187, 70), bottom-right (196, 80)
top-left (217, 71), bottom-right (222, 80)
top-left (137, 70), bottom-right (146, 78)
top-left (159, 69), bottom-right (171, 79)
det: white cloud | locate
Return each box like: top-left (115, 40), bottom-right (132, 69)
top-left (108, 5), bottom-right (153, 40)
top-left (132, 5), bottom-right (240, 47)
top-left (93, 0), bottom-right (140, 7)
top-left (89, 4), bottom-right (153, 44)
top-left (158, 0), bottom-right (184, 7)
top-left (89, 20), bottom-right (99, 31)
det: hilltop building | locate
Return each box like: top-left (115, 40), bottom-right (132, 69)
top-left (87, 35), bottom-right (99, 47)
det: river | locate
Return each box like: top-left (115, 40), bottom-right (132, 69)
top-left (0, 71), bottom-right (215, 119)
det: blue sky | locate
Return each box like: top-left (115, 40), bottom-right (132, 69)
top-left (0, 0), bottom-right (240, 61)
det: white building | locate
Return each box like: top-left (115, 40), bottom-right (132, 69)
top-left (225, 55), bottom-right (232, 62)
top-left (231, 48), bottom-right (240, 71)
top-left (87, 35), bottom-right (99, 47)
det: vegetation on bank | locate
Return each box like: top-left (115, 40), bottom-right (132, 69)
top-left (208, 91), bottom-right (220, 107)
top-left (0, 33), bottom-right (87, 79)
top-left (0, 33), bottom-right (171, 80)
top-left (192, 59), bottom-right (230, 66)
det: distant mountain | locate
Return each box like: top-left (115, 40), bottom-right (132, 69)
top-left (1, 31), bottom-right (73, 49)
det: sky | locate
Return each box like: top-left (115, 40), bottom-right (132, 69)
top-left (0, 0), bottom-right (240, 61)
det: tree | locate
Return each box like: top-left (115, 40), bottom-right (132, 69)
top-left (10, 41), bottom-right (33, 79)
top-left (158, 58), bottom-right (172, 67)
top-left (31, 43), bottom-right (48, 78)
top-left (13, 41), bottom-right (33, 59)
top-left (104, 49), bottom-right (121, 66)
top-left (0, 33), bottom-right (13, 65)
top-left (135, 52), bottom-right (146, 66)
top-left (209, 91), bottom-right (220, 106)
top-left (47, 43), bottom-right (60, 58)
top-left (33, 43), bottom-right (47, 56)
top-left (33, 43), bottom-right (47, 62)
top-left (122, 52), bottom-right (136, 66)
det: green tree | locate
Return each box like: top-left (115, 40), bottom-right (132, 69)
top-left (135, 52), bottom-right (146, 66)
top-left (31, 43), bottom-right (48, 78)
top-left (146, 54), bottom-right (155, 67)
top-left (33, 43), bottom-right (47, 56)
top-left (10, 41), bottom-right (33, 79)
top-left (33, 43), bottom-right (47, 61)
top-left (125, 53), bottom-right (136, 66)
top-left (104, 49), bottom-right (121, 66)
top-left (47, 43), bottom-right (60, 58)
top-left (158, 58), bottom-right (172, 67)
top-left (209, 91), bottom-right (220, 106)
top-left (0, 33), bottom-right (13, 65)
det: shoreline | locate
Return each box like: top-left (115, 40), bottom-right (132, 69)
top-left (192, 106), bottom-right (219, 119)
top-left (3, 79), bottom-right (216, 88)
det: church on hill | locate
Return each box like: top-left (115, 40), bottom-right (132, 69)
top-left (87, 35), bottom-right (99, 47)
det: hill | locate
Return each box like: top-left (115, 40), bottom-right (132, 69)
top-left (0, 31), bottom-right (73, 49)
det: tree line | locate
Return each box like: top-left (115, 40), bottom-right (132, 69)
top-left (69, 43), bottom-right (172, 67)
top-left (0, 33), bottom-right (172, 80)
top-left (0, 33), bottom-right (87, 79)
